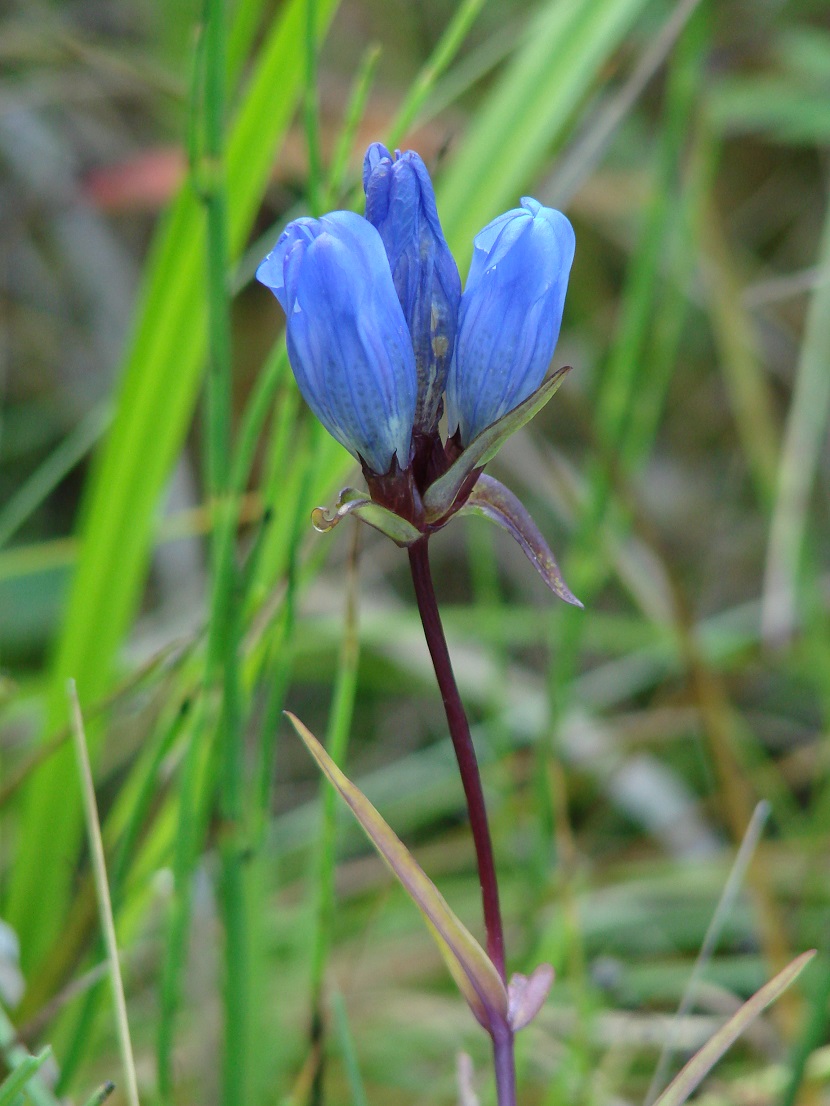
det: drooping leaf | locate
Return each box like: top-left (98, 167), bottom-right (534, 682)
top-left (311, 488), bottom-right (422, 546)
top-left (652, 950), bottom-right (816, 1106)
top-left (423, 367), bottom-right (570, 521)
top-left (459, 474), bottom-right (582, 606)
top-left (286, 712), bottom-right (509, 1031)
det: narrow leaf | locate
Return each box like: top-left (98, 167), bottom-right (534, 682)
top-left (312, 489), bottom-right (422, 546)
top-left (424, 368), bottom-right (570, 521)
top-left (459, 474), bottom-right (582, 606)
top-left (286, 712), bottom-right (509, 1030)
top-left (0, 1049), bottom-right (51, 1106)
top-left (652, 951), bottom-right (816, 1106)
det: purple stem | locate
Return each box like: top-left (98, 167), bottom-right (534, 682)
top-left (409, 538), bottom-right (517, 1105)
top-left (493, 1023), bottom-right (517, 1106)
top-left (407, 537), bottom-right (507, 979)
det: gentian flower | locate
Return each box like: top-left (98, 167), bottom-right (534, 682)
top-left (256, 210), bottom-right (417, 475)
top-left (256, 145), bottom-right (579, 608)
top-left (363, 143), bottom-right (461, 434)
top-left (446, 198), bottom-right (575, 446)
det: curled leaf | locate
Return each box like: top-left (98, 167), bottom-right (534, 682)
top-left (652, 950), bottom-right (816, 1106)
top-left (507, 963), bottom-right (555, 1031)
top-left (459, 474), bottom-right (582, 606)
top-left (312, 487), bottom-right (422, 546)
top-left (424, 367), bottom-right (571, 522)
top-left (286, 712), bottom-right (509, 1032)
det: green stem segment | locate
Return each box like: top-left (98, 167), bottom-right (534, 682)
top-left (200, 0), bottom-right (248, 1102)
top-left (407, 538), bottom-right (516, 1106)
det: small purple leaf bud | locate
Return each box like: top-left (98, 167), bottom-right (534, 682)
top-left (507, 963), bottom-right (555, 1031)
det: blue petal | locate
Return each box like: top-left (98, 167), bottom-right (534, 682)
top-left (257, 211), bottom-right (417, 474)
top-left (446, 198), bottom-right (575, 444)
top-left (362, 141), bottom-right (392, 190)
top-left (363, 145), bottom-right (461, 433)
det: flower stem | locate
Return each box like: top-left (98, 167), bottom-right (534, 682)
top-left (492, 1023), bottom-right (517, 1106)
top-left (407, 538), bottom-right (506, 979)
top-left (409, 538), bottom-right (517, 1105)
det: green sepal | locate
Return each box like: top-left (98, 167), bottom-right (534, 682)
top-left (312, 487), bottom-right (422, 547)
top-left (424, 366), bottom-right (571, 522)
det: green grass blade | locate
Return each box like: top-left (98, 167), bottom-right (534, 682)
top-left (79, 1085), bottom-right (116, 1106)
top-left (7, 0), bottom-right (341, 971)
top-left (0, 1049), bottom-right (52, 1106)
top-left (68, 682), bottom-right (140, 1106)
top-left (0, 1004), bottom-right (60, 1106)
top-left (762, 195), bottom-right (830, 641)
top-left (437, 0), bottom-right (653, 265)
top-left (331, 990), bottom-right (369, 1106)
top-left (308, 531), bottom-right (361, 1049)
top-left (0, 403), bottom-right (109, 550)
top-left (386, 0), bottom-right (487, 148)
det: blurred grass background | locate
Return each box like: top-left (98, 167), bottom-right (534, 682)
top-left (1, 0), bottom-right (829, 1103)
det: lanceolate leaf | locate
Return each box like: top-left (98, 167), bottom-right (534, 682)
top-left (652, 950), bottom-right (815, 1106)
top-left (423, 367), bottom-right (570, 521)
top-left (312, 488), bottom-right (422, 546)
top-left (286, 712), bottom-right (509, 1031)
top-left (459, 474), bottom-right (582, 606)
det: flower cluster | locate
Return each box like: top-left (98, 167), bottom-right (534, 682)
top-left (257, 144), bottom-right (578, 603)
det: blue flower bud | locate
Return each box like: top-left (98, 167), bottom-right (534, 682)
top-left (256, 211), bottom-right (417, 475)
top-left (363, 143), bottom-right (461, 434)
top-left (446, 198), bottom-right (575, 445)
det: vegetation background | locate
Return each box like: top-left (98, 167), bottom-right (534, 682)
top-left (1, 0), bottom-right (828, 1103)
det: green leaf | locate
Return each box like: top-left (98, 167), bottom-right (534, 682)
top-left (0, 1048), bottom-right (52, 1106)
top-left (652, 950), bottom-right (816, 1106)
top-left (460, 474), bottom-right (582, 607)
top-left (311, 488), bottom-right (422, 547)
top-left (424, 367), bottom-right (570, 521)
top-left (286, 712), bottom-right (509, 1031)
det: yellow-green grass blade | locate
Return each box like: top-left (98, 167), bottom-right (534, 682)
top-left (652, 951), bottom-right (815, 1106)
top-left (8, 0), bottom-right (340, 969)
